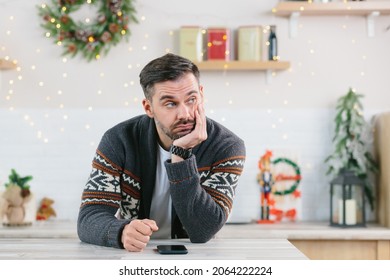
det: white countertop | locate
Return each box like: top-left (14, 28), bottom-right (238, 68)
top-left (0, 220), bottom-right (77, 238)
top-left (2, 220), bottom-right (390, 240)
top-left (217, 222), bottom-right (390, 240)
top-left (0, 238), bottom-right (307, 260)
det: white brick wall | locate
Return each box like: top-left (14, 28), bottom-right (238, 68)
top-left (1, 108), bottom-right (377, 222)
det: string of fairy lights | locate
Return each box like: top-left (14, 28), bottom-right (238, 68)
top-left (0, 7), bottom-right (150, 146)
top-left (0, 0), bottom-right (370, 169)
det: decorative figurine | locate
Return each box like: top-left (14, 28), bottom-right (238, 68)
top-left (36, 197), bottom-right (57, 221)
top-left (1, 169), bottom-right (33, 226)
top-left (257, 150), bottom-right (275, 223)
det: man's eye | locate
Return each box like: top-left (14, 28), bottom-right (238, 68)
top-left (188, 98), bottom-right (196, 104)
top-left (165, 102), bottom-right (175, 108)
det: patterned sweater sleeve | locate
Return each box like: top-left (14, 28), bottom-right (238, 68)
top-left (165, 138), bottom-right (245, 243)
top-left (77, 135), bottom-right (130, 249)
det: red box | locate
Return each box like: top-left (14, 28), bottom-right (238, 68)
top-left (207, 28), bottom-right (230, 60)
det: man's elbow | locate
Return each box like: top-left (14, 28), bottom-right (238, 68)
top-left (189, 235), bottom-right (213, 243)
top-left (188, 228), bottom-right (219, 243)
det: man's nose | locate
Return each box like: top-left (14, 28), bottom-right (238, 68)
top-left (177, 104), bottom-right (191, 119)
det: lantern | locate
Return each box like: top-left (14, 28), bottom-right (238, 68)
top-left (330, 169), bottom-right (366, 227)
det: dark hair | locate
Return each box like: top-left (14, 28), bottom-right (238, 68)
top-left (139, 53), bottom-right (200, 99)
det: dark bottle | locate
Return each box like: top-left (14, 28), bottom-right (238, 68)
top-left (268, 25), bottom-right (278, 61)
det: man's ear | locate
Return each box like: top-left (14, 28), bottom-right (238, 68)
top-left (199, 85), bottom-right (204, 102)
top-left (142, 99), bottom-right (154, 118)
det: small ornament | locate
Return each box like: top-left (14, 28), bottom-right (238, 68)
top-left (36, 197), bottom-right (57, 221)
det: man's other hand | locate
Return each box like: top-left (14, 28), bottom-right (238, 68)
top-left (121, 219), bottom-right (158, 252)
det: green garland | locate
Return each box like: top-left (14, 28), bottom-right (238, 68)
top-left (37, 0), bottom-right (138, 61)
top-left (272, 157), bottom-right (301, 196)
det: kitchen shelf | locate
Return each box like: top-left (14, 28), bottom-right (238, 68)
top-left (0, 58), bottom-right (17, 91)
top-left (196, 60), bottom-right (290, 84)
top-left (273, 1), bottom-right (390, 37)
top-left (0, 58), bottom-right (17, 70)
top-left (273, 1), bottom-right (390, 16)
top-left (196, 60), bottom-right (290, 71)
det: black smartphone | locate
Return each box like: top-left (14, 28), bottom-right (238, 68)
top-left (157, 245), bottom-right (188, 255)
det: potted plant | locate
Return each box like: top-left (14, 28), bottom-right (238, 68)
top-left (325, 88), bottom-right (378, 211)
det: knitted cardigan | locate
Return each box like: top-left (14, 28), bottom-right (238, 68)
top-left (77, 115), bottom-right (245, 249)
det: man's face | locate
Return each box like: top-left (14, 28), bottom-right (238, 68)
top-left (142, 73), bottom-right (203, 149)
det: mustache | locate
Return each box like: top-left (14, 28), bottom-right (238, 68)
top-left (173, 119), bottom-right (195, 126)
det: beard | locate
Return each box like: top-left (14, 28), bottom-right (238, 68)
top-left (155, 118), bottom-right (195, 141)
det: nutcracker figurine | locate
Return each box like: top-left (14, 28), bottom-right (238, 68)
top-left (257, 150), bottom-right (275, 223)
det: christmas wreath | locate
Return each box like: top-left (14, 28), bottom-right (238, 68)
top-left (38, 0), bottom-right (137, 61)
top-left (272, 157), bottom-right (301, 196)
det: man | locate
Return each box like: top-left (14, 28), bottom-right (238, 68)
top-left (77, 53), bottom-right (246, 252)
